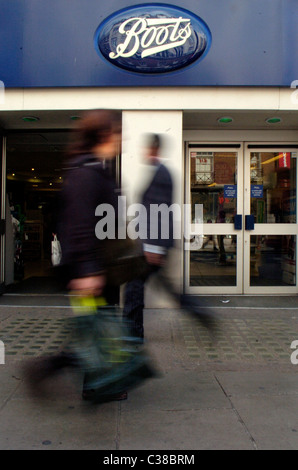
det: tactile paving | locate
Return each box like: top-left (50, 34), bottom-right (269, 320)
top-left (0, 317), bottom-right (72, 357)
top-left (179, 316), bottom-right (298, 364)
top-left (1, 313), bottom-right (297, 366)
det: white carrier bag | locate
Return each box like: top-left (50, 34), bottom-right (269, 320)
top-left (51, 234), bottom-right (62, 266)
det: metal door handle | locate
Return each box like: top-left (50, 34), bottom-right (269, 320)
top-left (234, 215), bottom-right (242, 230)
top-left (0, 219), bottom-right (5, 235)
top-left (245, 215), bottom-right (255, 230)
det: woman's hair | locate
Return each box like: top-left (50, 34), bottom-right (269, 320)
top-left (67, 109), bottom-right (121, 157)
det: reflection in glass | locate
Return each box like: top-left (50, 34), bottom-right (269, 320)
top-left (250, 152), bottom-right (296, 223)
top-left (190, 152), bottom-right (237, 223)
top-left (250, 235), bottom-right (296, 286)
top-left (189, 235), bottom-right (237, 286)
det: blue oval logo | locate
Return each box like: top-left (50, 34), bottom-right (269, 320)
top-left (94, 4), bottom-right (212, 74)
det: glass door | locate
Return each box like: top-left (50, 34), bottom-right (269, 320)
top-left (185, 143), bottom-right (298, 295)
top-left (244, 146), bottom-right (297, 294)
top-left (185, 145), bottom-right (244, 294)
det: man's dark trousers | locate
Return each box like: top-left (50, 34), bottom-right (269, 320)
top-left (123, 264), bottom-right (160, 340)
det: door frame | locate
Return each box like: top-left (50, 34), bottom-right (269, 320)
top-left (243, 143), bottom-right (298, 295)
top-left (184, 141), bottom-right (298, 295)
top-left (184, 142), bottom-right (244, 295)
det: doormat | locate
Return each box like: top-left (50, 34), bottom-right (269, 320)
top-left (5, 277), bottom-right (67, 295)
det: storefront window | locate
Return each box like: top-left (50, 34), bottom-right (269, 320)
top-left (250, 152), bottom-right (297, 224)
top-left (250, 235), bottom-right (296, 286)
top-left (190, 235), bottom-right (237, 286)
top-left (190, 152), bottom-right (237, 224)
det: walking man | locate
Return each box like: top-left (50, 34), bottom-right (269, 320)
top-left (123, 133), bottom-right (174, 341)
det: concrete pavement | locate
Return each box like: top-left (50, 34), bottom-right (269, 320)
top-left (0, 294), bottom-right (297, 450)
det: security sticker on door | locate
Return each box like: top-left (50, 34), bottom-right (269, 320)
top-left (251, 185), bottom-right (263, 198)
top-left (224, 185), bottom-right (237, 199)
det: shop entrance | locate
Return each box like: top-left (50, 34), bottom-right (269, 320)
top-left (1, 130), bottom-right (121, 297)
top-left (185, 143), bottom-right (297, 295)
top-left (4, 131), bottom-right (68, 293)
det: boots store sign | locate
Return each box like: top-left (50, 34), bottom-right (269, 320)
top-left (3, 0), bottom-right (295, 87)
top-left (94, 4), bottom-right (212, 74)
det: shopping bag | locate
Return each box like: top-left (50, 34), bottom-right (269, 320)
top-left (67, 295), bottom-right (155, 402)
top-left (51, 234), bottom-right (62, 266)
top-left (103, 237), bottom-right (148, 286)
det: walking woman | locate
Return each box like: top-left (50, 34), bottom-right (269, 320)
top-left (25, 110), bottom-right (154, 403)
top-left (60, 110), bottom-right (121, 299)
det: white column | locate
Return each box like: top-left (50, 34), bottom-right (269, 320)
top-left (121, 111), bottom-right (183, 308)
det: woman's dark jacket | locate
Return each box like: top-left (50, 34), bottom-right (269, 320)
top-left (58, 154), bottom-right (119, 280)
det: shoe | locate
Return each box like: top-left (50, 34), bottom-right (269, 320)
top-left (22, 356), bottom-right (59, 398)
top-left (23, 353), bottom-right (80, 398)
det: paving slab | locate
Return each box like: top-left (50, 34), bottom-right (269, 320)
top-left (0, 296), bottom-right (298, 450)
top-left (0, 393), bottom-right (119, 450)
top-left (119, 408), bottom-right (255, 450)
top-left (215, 371), bottom-right (298, 397)
top-left (0, 361), bottom-right (23, 407)
top-left (121, 370), bottom-right (230, 412)
top-left (230, 395), bottom-right (298, 450)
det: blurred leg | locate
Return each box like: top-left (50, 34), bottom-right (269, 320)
top-left (123, 278), bottom-right (145, 340)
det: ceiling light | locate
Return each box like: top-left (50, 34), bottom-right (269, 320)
top-left (218, 117), bottom-right (233, 124)
top-left (266, 117), bottom-right (282, 124)
top-left (22, 116), bottom-right (39, 122)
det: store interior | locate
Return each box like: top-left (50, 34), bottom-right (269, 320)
top-left (5, 132), bottom-right (68, 293)
top-left (4, 130), bottom-right (120, 300)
